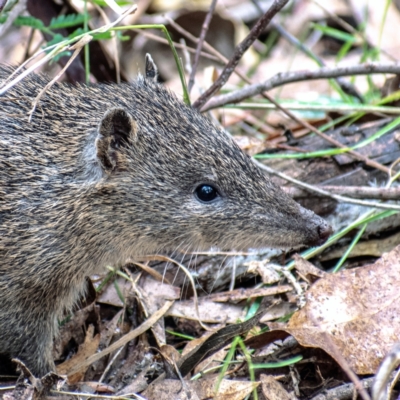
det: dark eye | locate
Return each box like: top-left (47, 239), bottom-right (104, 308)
top-left (195, 184), bottom-right (219, 202)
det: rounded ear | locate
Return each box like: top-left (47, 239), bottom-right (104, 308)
top-left (145, 53), bottom-right (158, 82)
top-left (96, 108), bottom-right (137, 173)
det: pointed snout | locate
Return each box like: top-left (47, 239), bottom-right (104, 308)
top-left (300, 207), bottom-right (332, 247)
top-left (315, 220), bottom-right (332, 246)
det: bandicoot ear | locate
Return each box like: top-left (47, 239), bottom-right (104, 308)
top-left (145, 53), bottom-right (158, 82)
top-left (96, 108), bottom-right (137, 173)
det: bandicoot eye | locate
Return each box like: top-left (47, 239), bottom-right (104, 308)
top-left (195, 184), bottom-right (219, 202)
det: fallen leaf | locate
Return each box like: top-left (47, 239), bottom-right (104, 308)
top-left (168, 299), bottom-right (245, 324)
top-left (138, 275), bottom-right (181, 346)
top-left (57, 325), bottom-right (100, 382)
top-left (246, 260), bottom-right (282, 284)
top-left (143, 378), bottom-right (200, 400)
top-left (276, 245), bottom-right (400, 374)
top-left (144, 376), bottom-right (258, 400)
top-left (292, 254), bottom-right (327, 280)
top-left (206, 285), bottom-right (293, 303)
top-left (54, 302), bottom-right (99, 361)
top-left (97, 277), bottom-right (131, 307)
top-left (201, 377), bottom-right (259, 400)
top-left (260, 374), bottom-right (292, 400)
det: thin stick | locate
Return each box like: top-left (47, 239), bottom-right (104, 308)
top-left (0, 4), bottom-right (138, 95)
top-left (201, 62), bottom-right (400, 111)
top-left (287, 185), bottom-right (400, 200)
top-left (254, 159), bottom-right (400, 211)
top-left (66, 300), bottom-right (173, 375)
top-left (28, 35), bottom-right (92, 121)
top-left (310, 377), bottom-right (374, 400)
top-left (193, 0), bottom-right (289, 110)
top-left (250, 0), bottom-right (362, 100)
top-left (0, 0), bottom-right (27, 37)
top-left (166, 16), bottom-right (251, 83)
top-left (187, 0), bottom-right (218, 94)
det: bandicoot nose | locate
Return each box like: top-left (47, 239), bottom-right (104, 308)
top-left (316, 222), bottom-right (332, 245)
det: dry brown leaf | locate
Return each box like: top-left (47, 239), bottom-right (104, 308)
top-left (278, 245), bottom-right (400, 374)
top-left (168, 299), bottom-right (245, 323)
top-left (99, 309), bottom-right (124, 348)
top-left (260, 374), bottom-right (292, 400)
top-left (139, 274), bottom-right (181, 309)
top-left (199, 376), bottom-right (259, 400)
top-left (194, 345), bottom-right (228, 376)
top-left (181, 331), bottom-right (216, 357)
top-left (97, 277), bottom-right (131, 307)
top-left (54, 303), bottom-right (98, 360)
top-left (160, 344), bottom-right (182, 366)
top-left (143, 378), bottom-right (201, 400)
top-left (260, 302), bottom-right (297, 323)
top-left (246, 260), bottom-right (281, 285)
top-left (78, 382), bottom-right (115, 393)
top-left (138, 275), bottom-right (181, 346)
top-left (206, 285), bottom-right (293, 303)
top-left (144, 376), bottom-right (258, 400)
top-left (234, 135), bottom-right (268, 156)
top-left (293, 254), bottom-right (327, 280)
top-left (57, 325), bottom-right (100, 382)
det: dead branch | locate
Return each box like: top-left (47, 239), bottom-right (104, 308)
top-left (192, 0), bottom-right (289, 110)
top-left (201, 62), bottom-right (400, 111)
top-left (254, 159), bottom-right (400, 211)
top-left (187, 0), bottom-right (218, 94)
top-left (287, 185), bottom-right (400, 201)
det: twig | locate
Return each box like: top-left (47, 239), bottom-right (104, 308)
top-left (0, 4), bottom-right (138, 95)
top-left (98, 345), bottom-right (125, 383)
top-left (28, 35), bottom-right (92, 121)
top-left (166, 16), bottom-right (251, 84)
top-left (270, 20), bottom-right (362, 100)
top-left (188, 0), bottom-right (218, 94)
top-left (51, 390), bottom-right (142, 399)
top-left (372, 344), bottom-right (400, 400)
top-left (311, 377), bottom-right (374, 400)
top-left (192, 0), bottom-right (289, 110)
top-left (0, 0), bottom-right (7, 12)
top-left (250, 0), bottom-right (363, 101)
top-left (320, 333), bottom-right (371, 400)
top-left (201, 62), bottom-right (400, 111)
top-left (254, 159), bottom-right (400, 210)
top-left (67, 300), bottom-right (174, 375)
top-left (233, 101), bottom-right (400, 114)
top-left (287, 185), bottom-right (400, 200)
top-left (0, 0), bottom-right (27, 38)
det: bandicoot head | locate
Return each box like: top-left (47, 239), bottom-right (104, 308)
top-left (85, 55), bottom-right (331, 256)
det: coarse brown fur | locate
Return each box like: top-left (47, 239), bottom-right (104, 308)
top-left (0, 56), bottom-right (331, 376)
